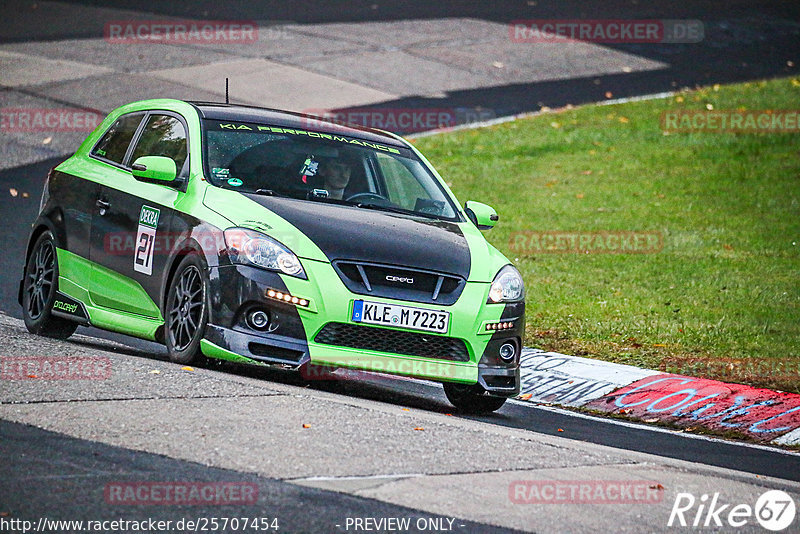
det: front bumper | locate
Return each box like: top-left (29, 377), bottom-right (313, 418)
top-left (202, 262), bottom-right (523, 396)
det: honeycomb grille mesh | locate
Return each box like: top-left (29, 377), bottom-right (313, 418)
top-left (314, 322), bottom-right (469, 362)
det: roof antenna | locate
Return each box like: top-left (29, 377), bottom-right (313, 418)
top-left (225, 78), bottom-right (229, 104)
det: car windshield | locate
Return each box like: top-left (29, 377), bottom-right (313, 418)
top-left (202, 119), bottom-right (459, 220)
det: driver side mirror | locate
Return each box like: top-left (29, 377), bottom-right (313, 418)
top-left (464, 201), bottom-right (498, 230)
top-left (131, 156), bottom-right (178, 185)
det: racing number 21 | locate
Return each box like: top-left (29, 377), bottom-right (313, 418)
top-left (134, 231), bottom-right (155, 274)
top-left (133, 205), bottom-right (160, 276)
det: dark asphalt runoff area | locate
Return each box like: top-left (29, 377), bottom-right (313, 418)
top-left (1, 420), bottom-right (522, 533)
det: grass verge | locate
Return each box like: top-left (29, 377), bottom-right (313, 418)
top-left (415, 77), bottom-right (800, 392)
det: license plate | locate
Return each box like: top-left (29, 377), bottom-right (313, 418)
top-left (352, 300), bottom-right (449, 334)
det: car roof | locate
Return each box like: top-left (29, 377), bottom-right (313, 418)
top-left (188, 102), bottom-right (408, 148)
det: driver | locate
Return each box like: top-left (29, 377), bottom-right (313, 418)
top-left (316, 158), bottom-right (352, 200)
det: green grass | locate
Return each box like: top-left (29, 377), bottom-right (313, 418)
top-left (414, 77), bottom-right (800, 392)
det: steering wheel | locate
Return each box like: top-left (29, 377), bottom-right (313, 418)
top-left (345, 191), bottom-right (391, 204)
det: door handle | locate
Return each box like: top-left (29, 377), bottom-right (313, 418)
top-left (96, 199), bottom-right (110, 214)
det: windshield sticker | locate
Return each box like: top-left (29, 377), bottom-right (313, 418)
top-left (212, 122), bottom-right (401, 154)
top-left (212, 167), bottom-right (230, 179)
top-left (227, 178), bottom-right (243, 187)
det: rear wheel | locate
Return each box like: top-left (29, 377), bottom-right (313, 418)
top-left (165, 253), bottom-right (208, 365)
top-left (443, 382), bottom-right (507, 414)
top-left (22, 231), bottom-right (78, 339)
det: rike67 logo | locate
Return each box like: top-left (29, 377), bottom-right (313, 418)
top-left (668, 490), bottom-right (797, 531)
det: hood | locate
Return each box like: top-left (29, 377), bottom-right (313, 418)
top-left (242, 194), bottom-right (472, 279)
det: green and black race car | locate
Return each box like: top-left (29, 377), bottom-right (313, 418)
top-left (19, 99), bottom-right (525, 412)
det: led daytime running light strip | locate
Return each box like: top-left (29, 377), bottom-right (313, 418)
top-left (266, 289), bottom-right (309, 307)
top-left (486, 321), bottom-right (515, 331)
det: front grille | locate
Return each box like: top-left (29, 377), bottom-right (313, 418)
top-left (314, 322), bottom-right (469, 362)
top-left (333, 261), bottom-right (465, 305)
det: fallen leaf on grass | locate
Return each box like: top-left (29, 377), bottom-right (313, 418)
top-left (723, 244), bottom-right (733, 250)
top-left (652, 343), bottom-right (667, 347)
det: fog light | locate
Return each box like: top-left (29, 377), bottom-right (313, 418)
top-left (248, 310), bottom-right (270, 331)
top-left (499, 342), bottom-right (516, 363)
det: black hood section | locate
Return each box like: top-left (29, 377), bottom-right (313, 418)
top-left (244, 194), bottom-right (471, 279)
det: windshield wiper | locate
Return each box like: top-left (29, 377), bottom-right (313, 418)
top-left (252, 189), bottom-right (290, 198)
top-left (354, 202), bottom-right (440, 220)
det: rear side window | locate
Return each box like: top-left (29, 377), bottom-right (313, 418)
top-left (92, 113), bottom-right (144, 164)
top-left (130, 114), bottom-right (188, 174)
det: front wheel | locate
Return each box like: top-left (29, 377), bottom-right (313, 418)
top-left (22, 231), bottom-right (78, 339)
top-left (443, 383), bottom-right (507, 414)
top-left (165, 253), bottom-right (208, 365)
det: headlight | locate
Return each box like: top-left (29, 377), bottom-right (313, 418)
top-left (488, 265), bottom-right (524, 303)
top-left (224, 227), bottom-right (306, 278)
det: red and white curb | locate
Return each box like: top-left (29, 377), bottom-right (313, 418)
top-left (518, 349), bottom-right (800, 446)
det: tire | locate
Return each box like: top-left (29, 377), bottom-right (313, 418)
top-left (22, 231), bottom-right (78, 339)
top-left (443, 382), bottom-right (507, 414)
top-left (165, 253), bottom-right (209, 365)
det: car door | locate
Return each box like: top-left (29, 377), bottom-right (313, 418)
top-left (57, 112), bottom-right (145, 265)
top-left (88, 111), bottom-right (189, 317)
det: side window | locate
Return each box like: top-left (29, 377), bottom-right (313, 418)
top-left (92, 113), bottom-right (144, 164)
top-left (376, 153), bottom-right (428, 210)
top-left (130, 114), bottom-right (188, 175)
